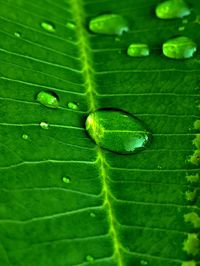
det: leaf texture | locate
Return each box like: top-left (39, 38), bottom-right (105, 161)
top-left (0, 0), bottom-right (200, 265)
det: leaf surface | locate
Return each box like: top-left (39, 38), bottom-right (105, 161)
top-left (0, 0), bottom-right (200, 265)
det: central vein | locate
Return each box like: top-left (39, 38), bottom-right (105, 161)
top-left (70, 0), bottom-right (123, 265)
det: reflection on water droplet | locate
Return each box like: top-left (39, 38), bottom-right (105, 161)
top-left (127, 43), bottom-right (150, 57)
top-left (62, 177), bottom-right (71, 184)
top-left (40, 122), bottom-right (49, 129)
top-left (22, 134), bottom-right (29, 140)
top-left (89, 14), bottom-right (129, 35)
top-left (90, 212), bottom-right (96, 218)
top-left (41, 21), bottom-right (55, 33)
top-left (14, 32), bottom-right (21, 38)
top-left (67, 102), bottom-right (79, 110)
top-left (155, 0), bottom-right (191, 19)
top-left (36, 91), bottom-right (59, 109)
top-left (85, 109), bottom-right (151, 154)
top-left (66, 22), bottom-right (76, 30)
top-left (178, 26), bottom-right (185, 31)
top-left (115, 37), bottom-right (120, 42)
top-left (86, 255), bottom-right (94, 262)
top-left (163, 36), bottom-right (197, 59)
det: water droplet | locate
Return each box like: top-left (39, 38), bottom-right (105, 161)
top-left (62, 177), bottom-right (71, 184)
top-left (127, 43), bottom-right (150, 57)
top-left (67, 102), bottom-right (79, 110)
top-left (182, 18), bottom-right (188, 24)
top-left (90, 212), bottom-right (96, 218)
top-left (41, 21), bottom-right (55, 33)
top-left (162, 36), bottom-right (197, 59)
top-left (14, 32), bottom-right (21, 38)
top-left (86, 255), bottom-right (94, 262)
top-left (89, 14), bottom-right (129, 35)
top-left (36, 91), bottom-right (59, 109)
top-left (40, 122), bottom-right (49, 130)
top-left (85, 109), bottom-right (151, 154)
top-left (178, 26), bottom-right (185, 31)
top-left (115, 37), bottom-right (120, 42)
top-left (140, 260), bottom-right (148, 265)
top-left (22, 134), bottom-right (29, 140)
top-left (66, 22), bottom-right (76, 30)
top-left (155, 0), bottom-right (191, 19)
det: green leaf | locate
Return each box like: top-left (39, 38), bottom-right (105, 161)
top-left (0, 0), bottom-right (199, 265)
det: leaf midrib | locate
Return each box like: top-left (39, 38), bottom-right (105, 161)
top-left (70, 0), bottom-right (123, 265)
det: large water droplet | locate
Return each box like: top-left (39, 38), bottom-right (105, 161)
top-left (162, 36), bottom-right (197, 59)
top-left (127, 43), bottom-right (150, 57)
top-left (36, 91), bottom-right (59, 109)
top-left (41, 21), bottom-right (55, 33)
top-left (67, 102), bottom-right (79, 110)
top-left (85, 109), bottom-right (151, 154)
top-left (89, 14), bottom-right (129, 35)
top-left (155, 0), bottom-right (191, 19)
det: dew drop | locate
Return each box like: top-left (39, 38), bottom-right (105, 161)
top-left (41, 21), bottom-right (55, 33)
top-left (155, 0), bottom-right (191, 19)
top-left (66, 22), bottom-right (76, 30)
top-left (127, 43), bottom-right (150, 57)
top-left (86, 255), bottom-right (94, 263)
top-left (89, 14), bottom-right (129, 35)
top-left (22, 134), bottom-right (29, 140)
top-left (67, 101), bottom-right (79, 110)
top-left (40, 122), bottom-right (49, 130)
top-left (62, 177), bottom-right (71, 184)
top-left (140, 260), bottom-right (148, 265)
top-left (14, 32), bottom-right (21, 38)
top-left (36, 91), bottom-right (59, 109)
top-left (85, 109), bottom-right (151, 154)
top-left (162, 36), bottom-right (197, 59)
top-left (90, 212), bottom-right (96, 218)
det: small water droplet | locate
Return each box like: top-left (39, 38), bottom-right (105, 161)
top-left (155, 0), bottom-right (191, 19)
top-left (115, 37), bottom-right (120, 42)
top-left (85, 109), bottom-right (151, 155)
top-left (178, 26), bottom-right (185, 31)
top-left (36, 91), bottom-right (59, 109)
top-left (127, 43), bottom-right (150, 57)
top-left (140, 260), bottom-right (148, 265)
top-left (40, 122), bottom-right (49, 129)
top-left (67, 102), bottom-right (79, 110)
top-left (41, 21), bottom-right (55, 33)
top-left (89, 14), bottom-right (129, 35)
top-left (182, 18), bottom-right (188, 24)
top-left (90, 212), bottom-right (96, 218)
top-left (22, 134), bottom-right (29, 140)
top-left (62, 177), bottom-right (71, 184)
top-left (14, 32), bottom-right (21, 38)
top-left (86, 255), bottom-right (94, 263)
top-left (162, 36), bottom-right (197, 59)
top-left (66, 22), bottom-right (76, 30)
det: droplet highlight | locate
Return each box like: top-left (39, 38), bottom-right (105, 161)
top-left (85, 109), bottom-right (151, 154)
top-left (67, 102), bottom-right (79, 110)
top-left (89, 14), bottom-right (129, 35)
top-left (41, 21), bottom-right (55, 33)
top-left (162, 36), bottom-right (197, 59)
top-left (127, 43), bottom-right (150, 57)
top-left (36, 91), bottom-right (59, 109)
top-left (40, 122), bottom-right (49, 130)
top-left (155, 0), bottom-right (191, 19)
